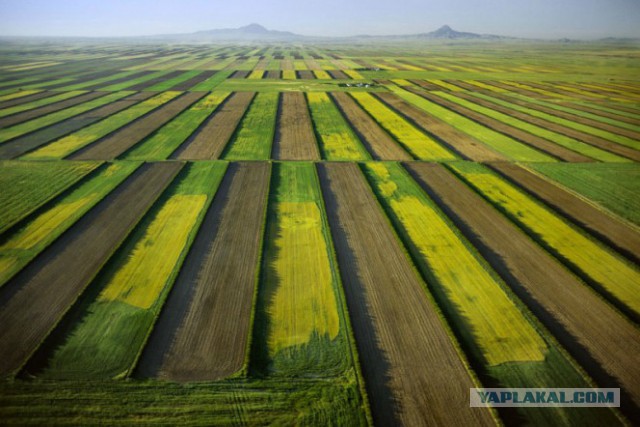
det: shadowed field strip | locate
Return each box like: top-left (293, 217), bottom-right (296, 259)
top-left (137, 162), bottom-right (270, 381)
top-left (69, 92), bottom-right (206, 160)
top-left (273, 92), bottom-right (319, 160)
top-left (405, 163), bottom-right (640, 415)
top-left (174, 92), bottom-right (255, 160)
top-left (0, 162), bottom-right (182, 377)
top-left (317, 162), bottom-right (495, 427)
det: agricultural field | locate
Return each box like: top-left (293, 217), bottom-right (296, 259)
top-left (0, 41), bottom-right (638, 426)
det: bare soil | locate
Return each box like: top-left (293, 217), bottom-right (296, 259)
top-left (317, 162), bottom-right (495, 427)
top-left (136, 162), bottom-right (270, 382)
top-left (173, 92), bottom-right (255, 160)
top-left (272, 92), bottom-right (319, 160)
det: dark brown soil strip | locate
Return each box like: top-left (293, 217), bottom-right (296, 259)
top-left (169, 70), bottom-right (216, 91)
top-left (265, 70), bottom-right (281, 79)
top-left (330, 92), bottom-right (410, 160)
top-left (79, 70), bottom-right (152, 91)
top-left (409, 79), bottom-right (448, 91)
top-left (43, 69), bottom-right (123, 91)
top-left (407, 88), bottom-right (591, 162)
top-left (317, 162), bottom-right (495, 427)
top-left (68, 92), bottom-right (206, 160)
top-left (0, 92), bottom-right (157, 159)
top-left (328, 70), bottom-right (349, 79)
top-left (478, 91), bottom-right (640, 140)
top-left (272, 92), bottom-right (319, 160)
top-left (297, 70), bottom-right (315, 79)
top-left (405, 162), bottom-right (640, 418)
top-left (0, 162), bottom-right (183, 378)
top-left (173, 92), bottom-right (255, 160)
top-left (374, 92), bottom-right (507, 161)
top-left (230, 70), bottom-right (250, 79)
top-left (0, 91), bottom-right (61, 110)
top-left (126, 71), bottom-right (185, 91)
top-left (456, 91), bottom-right (640, 161)
top-left (0, 91), bottom-right (107, 128)
top-left (136, 162), bottom-right (269, 381)
top-left (489, 162), bottom-right (640, 265)
top-left (590, 101), bottom-right (640, 116)
top-left (472, 81), bottom-right (552, 99)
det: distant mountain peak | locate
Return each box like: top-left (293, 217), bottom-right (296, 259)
top-left (239, 23), bottom-right (269, 34)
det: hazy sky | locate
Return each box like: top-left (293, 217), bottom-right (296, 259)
top-left (0, 0), bottom-right (639, 39)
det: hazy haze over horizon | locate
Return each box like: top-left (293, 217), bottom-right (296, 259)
top-left (0, 0), bottom-right (639, 40)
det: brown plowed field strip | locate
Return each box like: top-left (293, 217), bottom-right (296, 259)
top-left (230, 70), bottom-right (249, 79)
top-left (173, 91), bottom-right (254, 160)
top-left (408, 88), bottom-right (591, 162)
top-left (328, 70), bottom-right (349, 79)
top-left (473, 91), bottom-right (640, 140)
top-left (465, 80), bottom-right (552, 99)
top-left (126, 71), bottom-right (184, 91)
top-left (265, 70), bottom-right (281, 79)
top-left (374, 92), bottom-right (507, 161)
top-left (273, 92), bottom-right (319, 160)
top-left (489, 162), bottom-right (640, 265)
top-left (69, 92), bottom-right (206, 160)
top-left (170, 70), bottom-right (216, 91)
top-left (297, 70), bottom-right (315, 79)
top-left (317, 162), bottom-right (494, 427)
top-left (0, 92), bottom-right (157, 159)
top-left (405, 162), bottom-right (640, 416)
top-left (0, 162), bottom-right (182, 377)
top-left (330, 92), bottom-right (410, 160)
top-left (0, 91), bottom-right (59, 110)
top-left (0, 91), bottom-right (107, 128)
top-left (136, 162), bottom-right (269, 382)
top-left (409, 80), bottom-right (446, 91)
top-left (458, 92), bottom-right (640, 161)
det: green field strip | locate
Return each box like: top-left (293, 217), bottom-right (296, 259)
top-left (0, 90), bottom-right (88, 119)
top-left (23, 91), bottom-right (181, 159)
top-left (0, 161), bottom-right (100, 235)
top-left (472, 92), bottom-right (640, 150)
top-left (99, 70), bottom-right (174, 91)
top-left (307, 92), bottom-right (371, 161)
top-left (0, 161), bottom-right (140, 288)
top-left (0, 92), bottom-right (133, 144)
top-left (54, 70), bottom-right (146, 91)
top-left (364, 161), bottom-right (620, 426)
top-left (145, 70), bottom-right (203, 91)
top-left (449, 162), bottom-right (640, 318)
top-left (223, 92), bottom-right (278, 160)
top-left (0, 378), bottom-right (367, 426)
top-left (124, 91), bottom-right (230, 160)
top-left (0, 89), bottom-right (43, 103)
top-left (569, 99), bottom-right (640, 121)
top-left (390, 86), bottom-right (555, 162)
top-left (190, 70), bottom-right (232, 91)
top-left (350, 92), bottom-right (456, 161)
top-left (253, 162), bottom-right (351, 376)
top-left (529, 163), bottom-right (640, 227)
top-left (363, 162), bottom-right (547, 366)
top-left (498, 92), bottom-right (640, 134)
top-left (433, 91), bottom-right (628, 162)
top-left (37, 162), bottom-right (227, 380)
